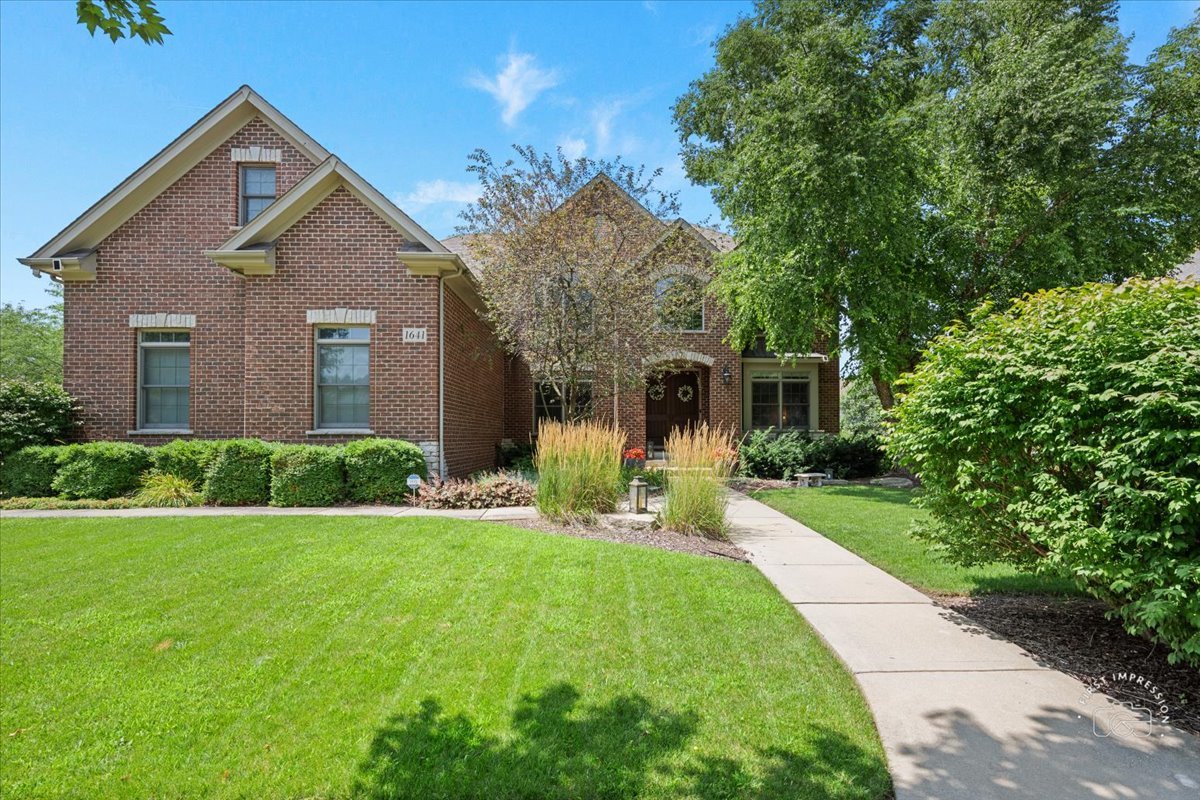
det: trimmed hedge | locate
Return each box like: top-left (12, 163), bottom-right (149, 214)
top-left (270, 445), bottom-right (345, 507)
top-left (52, 442), bottom-right (150, 500)
top-left (202, 439), bottom-right (273, 506)
top-left (152, 439), bottom-right (221, 486)
top-left (1, 445), bottom-right (68, 498)
top-left (343, 438), bottom-right (427, 504)
top-left (0, 380), bottom-right (78, 456)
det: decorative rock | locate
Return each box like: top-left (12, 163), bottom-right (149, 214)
top-left (870, 477), bottom-right (915, 489)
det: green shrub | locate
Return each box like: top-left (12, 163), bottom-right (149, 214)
top-left (202, 439), bottom-right (273, 505)
top-left (0, 445), bottom-right (69, 497)
top-left (152, 439), bottom-right (221, 485)
top-left (342, 438), bottom-right (427, 504)
top-left (0, 381), bottom-right (78, 456)
top-left (618, 465), bottom-right (666, 494)
top-left (52, 442), bottom-right (150, 499)
top-left (889, 279), bottom-right (1200, 666)
top-left (738, 429), bottom-right (885, 479)
top-left (270, 445), bottom-right (345, 507)
top-left (135, 472), bottom-right (200, 507)
top-left (0, 496), bottom-right (139, 510)
top-left (534, 421), bottom-right (624, 520)
top-left (737, 428), bottom-right (811, 479)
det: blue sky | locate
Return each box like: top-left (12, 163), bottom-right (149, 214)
top-left (1, 0), bottom-right (1195, 309)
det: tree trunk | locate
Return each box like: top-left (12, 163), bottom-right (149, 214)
top-left (871, 372), bottom-right (896, 410)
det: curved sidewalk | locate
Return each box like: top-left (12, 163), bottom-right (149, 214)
top-left (725, 491), bottom-right (1199, 800)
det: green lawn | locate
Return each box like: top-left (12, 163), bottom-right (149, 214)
top-left (1, 516), bottom-right (888, 799)
top-left (755, 486), bottom-right (1079, 596)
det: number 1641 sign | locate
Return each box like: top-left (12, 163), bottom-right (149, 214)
top-left (403, 328), bottom-right (427, 343)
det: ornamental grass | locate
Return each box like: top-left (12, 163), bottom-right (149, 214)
top-left (534, 420), bottom-right (624, 521)
top-left (661, 424), bottom-right (737, 538)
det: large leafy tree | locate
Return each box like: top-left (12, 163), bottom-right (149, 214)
top-left (676, 0), bottom-right (1199, 406)
top-left (460, 147), bottom-right (694, 420)
top-left (0, 287), bottom-right (63, 384)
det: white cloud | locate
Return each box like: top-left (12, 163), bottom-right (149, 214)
top-left (399, 179), bottom-right (479, 209)
top-left (642, 1), bottom-right (660, 13)
top-left (591, 100), bottom-right (624, 154)
top-left (559, 137), bottom-right (587, 160)
top-left (469, 51), bottom-right (560, 126)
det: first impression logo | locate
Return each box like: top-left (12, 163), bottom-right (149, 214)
top-left (1077, 671), bottom-right (1172, 739)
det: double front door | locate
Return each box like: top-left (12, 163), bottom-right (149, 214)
top-left (646, 371), bottom-right (701, 447)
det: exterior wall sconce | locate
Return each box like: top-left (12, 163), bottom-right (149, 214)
top-left (721, 365), bottom-right (732, 385)
top-left (629, 477), bottom-right (649, 514)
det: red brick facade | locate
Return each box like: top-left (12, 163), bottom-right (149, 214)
top-left (39, 89), bottom-right (839, 479)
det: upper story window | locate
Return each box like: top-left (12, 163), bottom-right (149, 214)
top-left (655, 273), bottom-right (705, 332)
top-left (315, 326), bottom-right (370, 429)
top-left (139, 331), bottom-right (190, 430)
top-left (240, 165), bottom-right (276, 225)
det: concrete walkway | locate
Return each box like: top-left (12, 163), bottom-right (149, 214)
top-left (0, 505), bottom-right (538, 521)
top-left (725, 491), bottom-right (1200, 800)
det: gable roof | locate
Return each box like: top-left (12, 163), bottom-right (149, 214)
top-left (210, 155), bottom-right (446, 257)
top-left (22, 85), bottom-right (330, 261)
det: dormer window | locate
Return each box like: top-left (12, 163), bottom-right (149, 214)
top-left (240, 165), bottom-right (276, 224)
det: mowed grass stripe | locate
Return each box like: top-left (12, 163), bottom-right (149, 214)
top-left (1, 516), bottom-right (889, 799)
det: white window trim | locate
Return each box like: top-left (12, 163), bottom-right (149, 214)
top-left (314, 325), bottom-right (372, 431)
top-left (239, 163), bottom-right (277, 226)
top-left (135, 329), bottom-right (191, 433)
top-left (741, 363), bottom-right (819, 432)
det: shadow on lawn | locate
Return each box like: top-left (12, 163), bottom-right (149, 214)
top-left (352, 682), bottom-right (889, 799)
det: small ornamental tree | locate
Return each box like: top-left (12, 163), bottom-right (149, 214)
top-left (460, 147), bottom-right (699, 419)
top-left (889, 279), bottom-right (1200, 665)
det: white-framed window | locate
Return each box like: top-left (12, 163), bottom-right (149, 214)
top-left (138, 331), bottom-right (190, 429)
top-left (315, 326), bottom-right (370, 429)
top-left (240, 165), bottom-right (276, 224)
top-left (743, 368), bottom-right (815, 431)
top-left (654, 273), bottom-right (705, 332)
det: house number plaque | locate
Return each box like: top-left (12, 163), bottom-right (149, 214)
top-left (403, 328), bottom-right (428, 343)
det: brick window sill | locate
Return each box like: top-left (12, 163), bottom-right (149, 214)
top-left (128, 429), bottom-right (193, 435)
top-left (305, 429), bottom-right (374, 436)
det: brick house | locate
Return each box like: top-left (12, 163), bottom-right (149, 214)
top-left (20, 86), bottom-right (838, 477)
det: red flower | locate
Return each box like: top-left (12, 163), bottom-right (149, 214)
top-left (623, 447), bottom-right (646, 460)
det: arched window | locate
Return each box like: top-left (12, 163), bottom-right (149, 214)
top-left (655, 273), bottom-right (705, 332)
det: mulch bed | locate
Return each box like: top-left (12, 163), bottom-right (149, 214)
top-left (503, 516), bottom-right (750, 562)
top-left (935, 593), bottom-right (1200, 736)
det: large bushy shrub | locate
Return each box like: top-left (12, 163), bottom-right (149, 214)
top-left (52, 442), bottom-right (150, 499)
top-left (738, 429), bottom-right (885, 479)
top-left (342, 438), bottom-right (427, 504)
top-left (151, 439), bottom-right (221, 486)
top-left (0, 445), bottom-right (69, 497)
top-left (270, 445), bottom-right (345, 507)
top-left (890, 279), bottom-right (1200, 665)
top-left (202, 439), bottom-right (273, 505)
top-left (0, 380), bottom-right (78, 456)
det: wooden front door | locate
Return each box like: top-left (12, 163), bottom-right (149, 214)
top-left (646, 371), bottom-right (701, 447)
